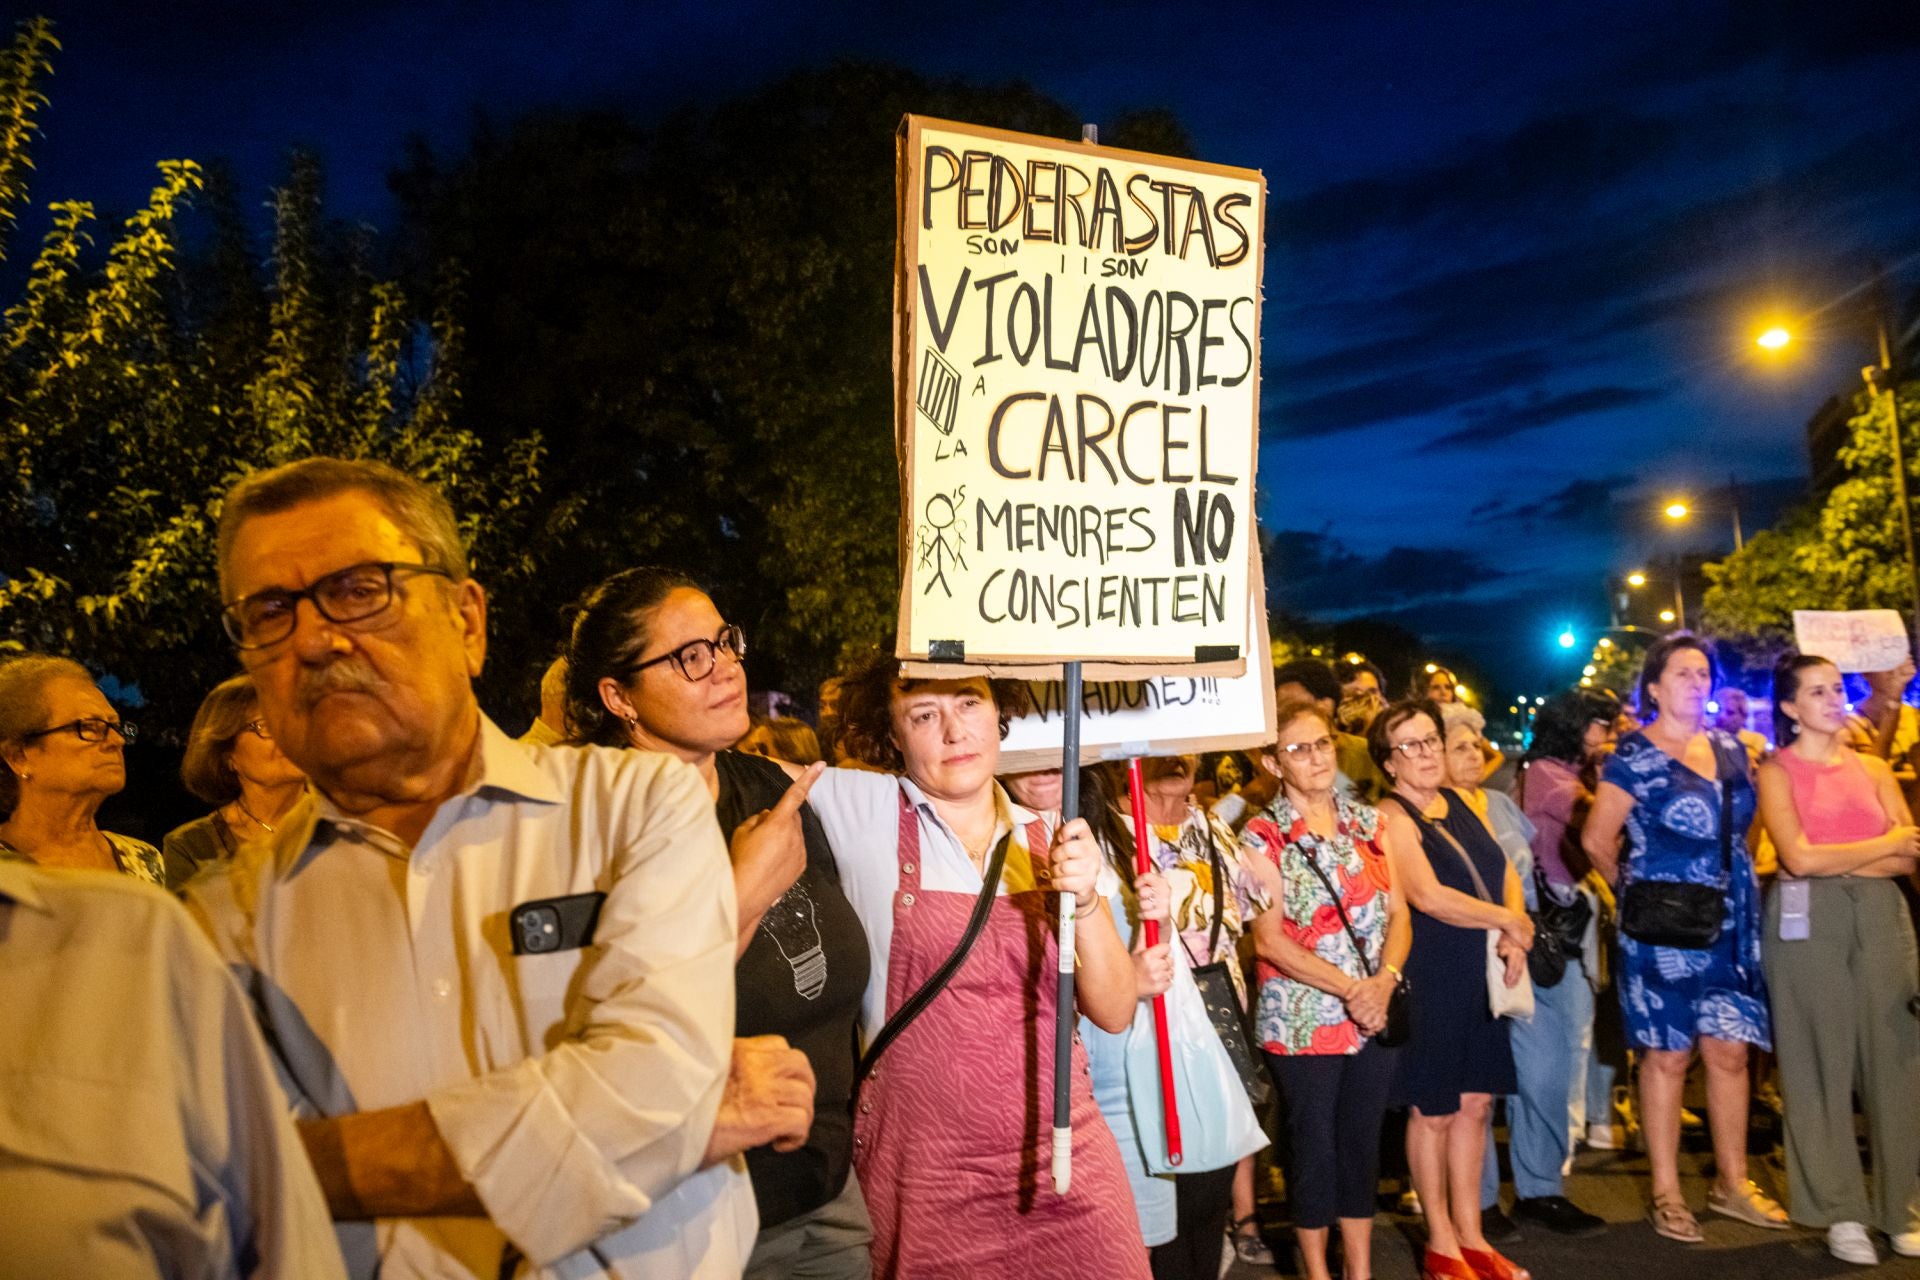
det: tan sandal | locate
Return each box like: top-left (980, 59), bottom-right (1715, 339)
top-left (1649, 1194), bottom-right (1703, 1243)
top-left (1706, 1179), bottom-right (1790, 1229)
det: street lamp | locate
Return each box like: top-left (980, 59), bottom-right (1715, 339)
top-left (1663, 491), bottom-right (1744, 551)
top-left (1557, 627), bottom-right (1577, 649)
top-left (1659, 608), bottom-right (1677, 624)
top-left (1624, 567), bottom-right (1686, 629)
top-left (1753, 272), bottom-right (1918, 647)
top-left (1626, 571), bottom-right (1647, 587)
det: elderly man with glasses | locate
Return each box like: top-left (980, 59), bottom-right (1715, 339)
top-left (183, 456), bottom-right (814, 1280)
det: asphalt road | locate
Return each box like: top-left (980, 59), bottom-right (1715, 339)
top-left (1225, 1144), bottom-right (1920, 1279)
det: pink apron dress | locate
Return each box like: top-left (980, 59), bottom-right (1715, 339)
top-left (852, 788), bottom-right (1152, 1278)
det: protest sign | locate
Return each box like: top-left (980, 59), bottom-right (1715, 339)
top-left (999, 583), bottom-right (1276, 772)
top-left (1792, 609), bottom-right (1912, 674)
top-left (893, 116), bottom-right (1265, 672)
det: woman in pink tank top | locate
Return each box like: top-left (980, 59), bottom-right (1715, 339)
top-left (1755, 654), bottom-right (1920, 1264)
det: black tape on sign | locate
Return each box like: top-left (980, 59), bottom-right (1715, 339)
top-left (1193, 644), bottom-right (1240, 663)
top-left (927, 640), bottom-right (966, 662)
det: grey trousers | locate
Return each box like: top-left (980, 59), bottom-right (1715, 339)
top-left (743, 1170), bottom-right (873, 1280)
top-left (1763, 877), bottom-right (1920, 1233)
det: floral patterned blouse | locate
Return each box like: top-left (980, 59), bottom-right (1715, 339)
top-left (1120, 804), bottom-right (1267, 1007)
top-left (0, 831), bottom-right (167, 886)
top-left (1241, 793), bottom-right (1391, 1056)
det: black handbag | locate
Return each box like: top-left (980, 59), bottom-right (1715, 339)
top-left (1618, 738), bottom-right (1735, 950)
top-left (1182, 836), bottom-right (1273, 1108)
top-left (1298, 835), bottom-right (1410, 1048)
top-left (1526, 862), bottom-right (1592, 988)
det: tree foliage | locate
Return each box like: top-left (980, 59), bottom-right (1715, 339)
top-left (1702, 376), bottom-right (1920, 664)
top-left (0, 18), bottom-right (557, 734)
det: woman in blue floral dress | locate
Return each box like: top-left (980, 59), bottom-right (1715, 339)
top-left (1583, 634), bottom-right (1787, 1243)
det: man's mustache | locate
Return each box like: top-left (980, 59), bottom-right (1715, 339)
top-left (296, 659), bottom-right (382, 707)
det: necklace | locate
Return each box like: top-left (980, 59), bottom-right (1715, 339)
top-left (235, 797), bottom-right (276, 834)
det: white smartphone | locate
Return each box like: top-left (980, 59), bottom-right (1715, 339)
top-left (1777, 879), bottom-right (1811, 942)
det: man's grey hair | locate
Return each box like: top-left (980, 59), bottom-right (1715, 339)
top-left (216, 457), bottom-right (469, 599)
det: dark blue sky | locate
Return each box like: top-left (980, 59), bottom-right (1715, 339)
top-left (23, 0), bottom-right (1920, 693)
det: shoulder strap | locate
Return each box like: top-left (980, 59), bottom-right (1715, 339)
top-left (1715, 735), bottom-right (1736, 877)
top-left (1297, 838), bottom-right (1377, 978)
top-left (1388, 791), bottom-right (1495, 902)
top-left (853, 806), bottom-right (1010, 1096)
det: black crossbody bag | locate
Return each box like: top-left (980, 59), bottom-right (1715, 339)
top-left (1297, 835), bottom-right (1410, 1047)
top-left (1618, 740), bottom-right (1734, 950)
top-left (850, 833), bottom-right (1009, 1103)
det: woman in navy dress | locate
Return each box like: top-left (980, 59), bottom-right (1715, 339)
top-left (1373, 700), bottom-right (1535, 1280)
top-left (1583, 634), bottom-right (1784, 1244)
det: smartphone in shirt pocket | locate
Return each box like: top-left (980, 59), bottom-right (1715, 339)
top-left (1776, 879), bottom-right (1810, 941)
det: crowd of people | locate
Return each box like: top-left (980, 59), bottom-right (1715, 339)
top-left (3, 454), bottom-right (1919, 1280)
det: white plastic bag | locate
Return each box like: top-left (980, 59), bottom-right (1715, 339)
top-left (1127, 940), bottom-right (1269, 1175)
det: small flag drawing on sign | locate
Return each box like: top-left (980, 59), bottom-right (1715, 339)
top-left (917, 348), bottom-right (960, 436)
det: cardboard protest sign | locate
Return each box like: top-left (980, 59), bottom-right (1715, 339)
top-left (1792, 609), bottom-right (1912, 674)
top-left (998, 583), bottom-right (1277, 773)
top-left (893, 116), bottom-right (1265, 673)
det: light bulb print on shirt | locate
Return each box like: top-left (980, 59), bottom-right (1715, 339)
top-left (759, 879), bottom-right (828, 999)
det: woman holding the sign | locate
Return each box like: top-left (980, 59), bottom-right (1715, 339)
top-left (797, 652), bottom-right (1151, 1280)
top-left (1755, 652), bottom-right (1920, 1264)
top-left (1581, 634), bottom-right (1783, 1243)
top-left (1240, 698), bottom-right (1410, 1280)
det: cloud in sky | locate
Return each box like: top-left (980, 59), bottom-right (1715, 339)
top-left (1422, 385), bottom-right (1669, 451)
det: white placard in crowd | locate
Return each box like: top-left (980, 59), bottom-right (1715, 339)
top-left (1791, 608), bottom-right (1911, 674)
top-left (997, 602), bottom-right (1275, 772)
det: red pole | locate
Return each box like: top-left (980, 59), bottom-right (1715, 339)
top-left (1126, 757), bottom-right (1181, 1166)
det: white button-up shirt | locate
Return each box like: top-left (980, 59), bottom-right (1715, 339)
top-left (0, 860), bottom-right (346, 1280)
top-left (184, 716), bottom-right (754, 1279)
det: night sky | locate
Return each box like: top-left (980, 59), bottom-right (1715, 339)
top-left (23, 0), bottom-right (1920, 695)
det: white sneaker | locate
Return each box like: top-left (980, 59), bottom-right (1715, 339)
top-left (1586, 1122), bottom-right (1620, 1150)
top-left (1828, 1222), bottom-right (1877, 1265)
top-left (1890, 1226), bottom-right (1920, 1257)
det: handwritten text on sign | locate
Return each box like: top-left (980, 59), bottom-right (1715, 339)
top-left (896, 118), bottom-right (1264, 664)
top-left (1792, 609), bottom-right (1911, 674)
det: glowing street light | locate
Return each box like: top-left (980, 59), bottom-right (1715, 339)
top-left (1626, 571), bottom-right (1647, 587)
top-left (1756, 326), bottom-right (1791, 350)
top-left (1659, 608), bottom-right (1677, 624)
top-left (1664, 500), bottom-right (1690, 521)
top-left (1557, 627), bottom-right (1577, 649)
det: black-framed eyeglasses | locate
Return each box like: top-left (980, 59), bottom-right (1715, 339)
top-left (24, 717), bottom-right (138, 745)
top-left (633, 624), bottom-right (747, 682)
top-left (221, 561), bottom-right (453, 650)
top-left (240, 719), bottom-right (272, 740)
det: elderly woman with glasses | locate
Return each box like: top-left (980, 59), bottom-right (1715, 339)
top-left (1240, 697), bottom-right (1411, 1280)
top-left (0, 653), bottom-right (162, 883)
top-left (564, 567), bottom-right (874, 1280)
top-left (1373, 699), bottom-right (1533, 1280)
top-left (162, 673), bottom-right (309, 889)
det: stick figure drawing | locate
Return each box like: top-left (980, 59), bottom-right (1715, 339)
top-left (917, 486), bottom-right (968, 598)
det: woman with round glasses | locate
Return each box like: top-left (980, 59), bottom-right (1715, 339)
top-left (1240, 698), bottom-right (1410, 1280)
top-left (0, 654), bottom-right (163, 883)
top-left (1372, 699), bottom-right (1533, 1280)
top-left (565, 567), bottom-right (874, 1280)
top-left (162, 673), bottom-right (309, 888)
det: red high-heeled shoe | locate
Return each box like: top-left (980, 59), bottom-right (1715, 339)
top-left (1460, 1246), bottom-right (1531, 1280)
top-left (1422, 1250), bottom-right (1481, 1280)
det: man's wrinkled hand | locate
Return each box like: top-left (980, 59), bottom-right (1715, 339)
top-left (701, 1035), bottom-right (815, 1168)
